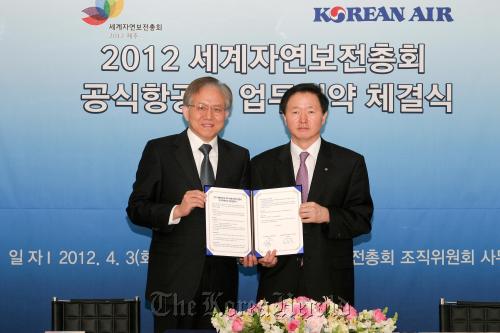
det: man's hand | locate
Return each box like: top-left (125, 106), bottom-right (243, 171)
top-left (173, 190), bottom-right (206, 219)
top-left (240, 254), bottom-right (258, 267)
top-left (299, 202), bottom-right (330, 224)
top-left (258, 250), bottom-right (278, 268)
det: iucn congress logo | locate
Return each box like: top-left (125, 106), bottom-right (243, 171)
top-left (314, 6), bottom-right (454, 23)
top-left (82, 0), bottom-right (124, 25)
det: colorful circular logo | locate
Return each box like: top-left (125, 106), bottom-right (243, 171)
top-left (82, 0), bottom-right (124, 25)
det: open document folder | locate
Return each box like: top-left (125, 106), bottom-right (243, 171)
top-left (205, 186), bottom-right (304, 258)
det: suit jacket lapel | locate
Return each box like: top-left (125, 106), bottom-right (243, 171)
top-left (276, 143), bottom-right (296, 187)
top-left (174, 130), bottom-right (201, 189)
top-left (215, 137), bottom-right (229, 187)
top-left (308, 139), bottom-right (333, 202)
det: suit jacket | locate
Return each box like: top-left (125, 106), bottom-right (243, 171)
top-left (251, 139), bottom-right (373, 305)
top-left (126, 129), bottom-right (250, 305)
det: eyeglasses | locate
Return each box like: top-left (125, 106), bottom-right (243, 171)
top-left (186, 103), bottom-right (226, 115)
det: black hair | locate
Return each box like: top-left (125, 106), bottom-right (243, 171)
top-left (279, 83), bottom-right (329, 114)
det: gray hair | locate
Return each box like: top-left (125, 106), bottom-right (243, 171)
top-left (183, 76), bottom-right (233, 110)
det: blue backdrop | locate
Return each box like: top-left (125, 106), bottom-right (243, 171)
top-left (1, 1), bottom-right (500, 332)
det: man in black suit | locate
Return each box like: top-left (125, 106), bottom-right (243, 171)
top-left (250, 83), bottom-right (373, 306)
top-left (126, 77), bottom-right (250, 332)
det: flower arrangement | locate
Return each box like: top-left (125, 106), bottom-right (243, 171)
top-left (212, 297), bottom-right (397, 333)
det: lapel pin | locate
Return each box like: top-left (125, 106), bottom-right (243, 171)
top-left (324, 167), bottom-right (328, 172)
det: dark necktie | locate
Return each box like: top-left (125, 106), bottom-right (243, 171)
top-left (296, 151), bottom-right (310, 203)
top-left (199, 144), bottom-right (215, 186)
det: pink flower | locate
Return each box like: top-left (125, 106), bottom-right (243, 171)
top-left (295, 296), bottom-right (311, 303)
top-left (231, 317), bottom-right (244, 332)
top-left (280, 302), bottom-right (294, 317)
top-left (315, 302), bottom-right (328, 315)
top-left (293, 302), bottom-right (311, 318)
top-left (306, 316), bottom-right (326, 333)
top-left (287, 319), bottom-right (300, 332)
top-left (227, 308), bottom-right (237, 317)
top-left (248, 301), bottom-right (263, 314)
top-left (275, 301), bottom-right (285, 312)
top-left (373, 308), bottom-right (387, 323)
top-left (247, 304), bottom-right (258, 314)
top-left (343, 303), bottom-right (357, 320)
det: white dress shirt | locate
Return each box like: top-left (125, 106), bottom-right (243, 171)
top-left (168, 128), bottom-right (219, 224)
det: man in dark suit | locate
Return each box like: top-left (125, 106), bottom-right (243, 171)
top-left (126, 77), bottom-right (250, 332)
top-left (250, 83), bottom-right (373, 306)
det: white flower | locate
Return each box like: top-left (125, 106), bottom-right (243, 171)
top-left (326, 321), bottom-right (349, 333)
top-left (261, 312), bottom-right (277, 326)
top-left (211, 314), bottom-right (232, 333)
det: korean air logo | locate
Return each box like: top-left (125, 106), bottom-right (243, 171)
top-left (313, 5), bottom-right (454, 23)
top-left (329, 6), bottom-right (346, 23)
top-left (82, 0), bottom-right (124, 26)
